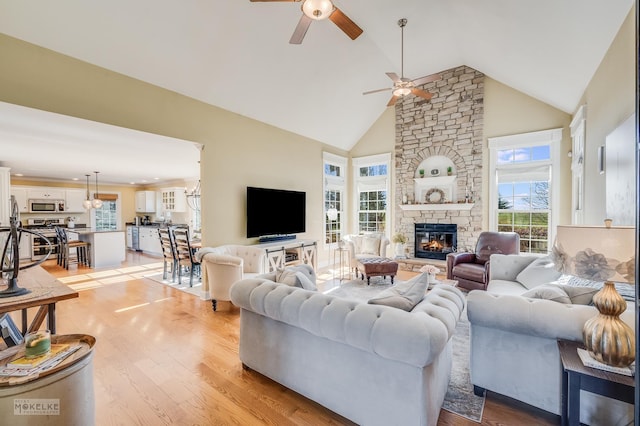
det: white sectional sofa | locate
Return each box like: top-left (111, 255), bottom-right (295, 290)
top-left (230, 278), bottom-right (465, 426)
top-left (467, 254), bottom-right (635, 426)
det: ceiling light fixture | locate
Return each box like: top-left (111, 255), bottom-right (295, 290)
top-left (302, 0), bottom-right (334, 20)
top-left (92, 171), bottom-right (103, 209)
top-left (185, 180), bottom-right (201, 212)
top-left (83, 174), bottom-right (93, 210)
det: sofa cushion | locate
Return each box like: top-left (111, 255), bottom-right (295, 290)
top-left (452, 263), bottom-right (485, 282)
top-left (522, 284), bottom-right (571, 304)
top-left (516, 256), bottom-right (562, 289)
top-left (295, 271), bottom-right (317, 291)
top-left (367, 273), bottom-right (429, 311)
top-left (275, 265), bottom-right (317, 290)
top-left (557, 284), bottom-right (599, 305)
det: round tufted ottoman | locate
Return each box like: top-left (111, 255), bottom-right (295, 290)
top-left (355, 257), bottom-right (399, 285)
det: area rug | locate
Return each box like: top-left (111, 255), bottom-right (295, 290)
top-left (323, 279), bottom-right (485, 423)
top-left (145, 272), bottom-right (203, 298)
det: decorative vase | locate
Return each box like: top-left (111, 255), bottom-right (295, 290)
top-left (394, 243), bottom-right (406, 258)
top-left (582, 281), bottom-right (635, 367)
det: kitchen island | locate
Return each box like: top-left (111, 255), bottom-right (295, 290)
top-left (67, 229), bottom-right (126, 268)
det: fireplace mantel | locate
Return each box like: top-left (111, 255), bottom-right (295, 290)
top-left (399, 203), bottom-right (475, 211)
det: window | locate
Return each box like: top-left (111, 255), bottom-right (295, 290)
top-left (323, 152), bottom-right (346, 247)
top-left (489, 129), bottom-right (562, 254)
top-left (94, 200), bottom-right (118, 230)
top-left (353, 153), bottom-right (391, 235)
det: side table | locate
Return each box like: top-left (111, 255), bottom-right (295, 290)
top-left (333, 247), bottom-right (350, 281)
top-left (557, 339), bottom-right (635, 426)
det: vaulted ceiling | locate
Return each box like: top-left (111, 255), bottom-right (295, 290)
top-left (0, 0), bottom-right (634, 154)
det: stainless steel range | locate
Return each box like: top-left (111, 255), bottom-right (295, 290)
top-left (27, 219), bottom-right (63, 260)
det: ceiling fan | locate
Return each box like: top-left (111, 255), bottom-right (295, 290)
top-left (364, 18), bottom-right (441, 107)
top-left (250, 0), bottom-right (363, 44)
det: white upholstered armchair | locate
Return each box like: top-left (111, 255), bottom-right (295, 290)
top-left (196, 245), bottom-right (266, 311)
top-left (341, 233), bottom-right (391, 273)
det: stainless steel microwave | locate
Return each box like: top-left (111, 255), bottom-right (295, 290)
top-left (29, 199), bottom-right (65, 213)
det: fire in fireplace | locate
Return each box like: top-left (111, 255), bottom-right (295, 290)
top-left (414, 223), bottom-right (457, 260)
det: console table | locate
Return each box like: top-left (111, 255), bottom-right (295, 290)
top-left (254, 239), bottom-right (317, 272)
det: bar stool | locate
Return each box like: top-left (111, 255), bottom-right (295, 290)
top-left (55, 227), bottom-right (91, 269)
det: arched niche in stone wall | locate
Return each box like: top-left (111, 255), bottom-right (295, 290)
top-left (415, 155), bottom-right (456, 178)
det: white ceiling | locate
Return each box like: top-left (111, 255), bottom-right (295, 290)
top-left (0, 0), bottom-right (634, 182)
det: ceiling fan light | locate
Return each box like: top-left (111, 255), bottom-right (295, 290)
top-left (302, 0), bottom-right (334, 20)
top-left (393, 87), bottom-right (411, 97)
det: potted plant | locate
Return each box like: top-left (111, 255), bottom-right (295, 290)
top-left (420, 264), bottom-right (441, 284)
top-left (392, 233), bottom-right (408, 258)
top-left (447, 166), bottom-right (453, 176)
top-left (419, 169), bottom-right (425, 178)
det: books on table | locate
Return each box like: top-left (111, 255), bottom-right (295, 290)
top-left (577, 348), bottom-right (635, 376)
top-left (0, 344), bottom-right (82, 377)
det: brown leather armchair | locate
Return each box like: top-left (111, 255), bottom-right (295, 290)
top-left (446, 231), bottom-right (520, 291)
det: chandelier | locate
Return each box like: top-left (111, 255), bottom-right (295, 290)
top-left (185, 180), bottom-right (201, 211)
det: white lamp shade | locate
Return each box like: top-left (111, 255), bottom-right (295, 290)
top-left (302, 0), bottom-right (334, 20)
top-left (326, 208), bottom-right (338, 221)
top-left (83, 199), bottom-right (93, 210)
top-left (92, 198), bottom-right (103, 209)
top-left (552, 225), bottom-right (636, 284)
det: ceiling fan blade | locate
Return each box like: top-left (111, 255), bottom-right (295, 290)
top-left (290, 14), bottom-right (313, 44)
top-left (329, 7), bottom-right (363, 40)
top-left (386, 72), bottom-right (400, 82)
top-left (363, 87), bottom-right (392, 95)
top-left (387, 95), bottom-right (400, 107)
top-left (411, 74), bottom-right (442, 87)
top-left (411, 88), bottom-right (433, 101)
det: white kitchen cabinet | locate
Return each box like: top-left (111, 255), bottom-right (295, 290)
top-left (138, 227), bottom-right (162, 255)
top-left (18, 233), bottom-right (31, 260)
top-left (10, 188), bottom-right (28, 214)
top-left (27, 188), bottom-right (65, 200)
top-left (160, 187), bottom-right (186, 212)
top-left (135, 191), bottom-right (156, 213)
top-left (65, 189), bottom-right (87, 212)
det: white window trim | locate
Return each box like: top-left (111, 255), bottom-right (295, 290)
top-left (92, 191), bottom-right (123, 231)
top-left (570, 105), bottom-right (587, 224)
top-left (488, 128), bottom-right (562, 249)
top-left (352, 153), bottom-right (391, 236)
top-left (323, 152), bottom-right (347, 251)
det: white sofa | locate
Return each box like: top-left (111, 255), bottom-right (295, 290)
top-left (230, 278), bottom-right (465, 426)
top-left (467, 254), bottom-right (635, 426)
top-left (197, 245), bottom-right (267, 310)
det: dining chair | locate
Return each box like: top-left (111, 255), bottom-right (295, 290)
top-left (171, 228), bottom-right (201, 286)
top-left (157, 228), bottom-right (178, 282)
top-left (54, 226), bottom-right (91, 269)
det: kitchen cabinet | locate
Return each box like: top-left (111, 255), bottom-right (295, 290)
top-left (65, 189), bottom-right (87, 213)
top-left (135, 191), bottom-right (156, 213)
top-left (27, 189), bottom-right (65, 200)
top-left (10, 188), bottom-right (28, 213)
top-left (18, 233), bottom-right (31, 260)
top-left (138, 227), bottom-right (162, 255)
top-left (160, 187), bottom-right (186, 212)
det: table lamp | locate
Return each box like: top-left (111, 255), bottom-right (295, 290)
top-left (552, 223), bottom-right (636, 367)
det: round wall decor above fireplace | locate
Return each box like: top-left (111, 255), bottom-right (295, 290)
top-left (425, 188), bottom-right (445, 204)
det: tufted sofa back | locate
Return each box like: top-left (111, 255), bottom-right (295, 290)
top-left (230, 279), bottom-right (465, 367)
top-left (209, 245), bottom-right (266, 274)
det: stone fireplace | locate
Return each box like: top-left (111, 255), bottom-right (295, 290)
top-left (395, 65), bottom-right (484, 258)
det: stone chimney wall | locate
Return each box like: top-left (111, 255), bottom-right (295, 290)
top-left (395, 65), bottom-right (484, 255)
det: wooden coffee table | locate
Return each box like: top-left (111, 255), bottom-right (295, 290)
top-left (355, 257), bottom-right (399, 285)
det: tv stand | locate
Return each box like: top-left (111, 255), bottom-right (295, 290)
top-left (254, 239), bottom-right (317, 272)
top-left (258, 234), bottom-right (296, 243)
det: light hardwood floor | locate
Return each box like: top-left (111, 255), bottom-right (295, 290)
top-left (29, 252), bottom-right (558, 425)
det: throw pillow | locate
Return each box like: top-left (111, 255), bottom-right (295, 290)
top-left (521, 285), bottom-right (571, 304)
top-left (295, 271), bottom-right (317, 291)
top-left (557, 284), bottom-right (599, 305)
top-left (361, 235), bottom-right (380, 255)
top-left (275, 268), bottom-right (299, 287)
top-left (516, 256), bottom-right (562, 289)
top-left (368, 273), bottom-right (429, 311)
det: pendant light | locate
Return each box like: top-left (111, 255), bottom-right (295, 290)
top-left (83, 174), bottom-right (93, 210)
top-left (92, 171), bottom-right (103, 209)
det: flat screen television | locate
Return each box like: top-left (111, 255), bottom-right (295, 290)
top-left (246, 186), bottom-right (306, 239)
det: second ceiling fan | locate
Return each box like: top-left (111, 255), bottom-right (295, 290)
top-left (364, 19), bottom-right (441, 107)
top-left (250, 0), bottom-right (363, 44)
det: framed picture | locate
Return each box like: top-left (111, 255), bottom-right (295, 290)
top-left (0, 314), bottom-right (23, 347)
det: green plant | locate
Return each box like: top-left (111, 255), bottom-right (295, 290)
top-left (392, 233), bottom-right (408, 244)
top-left (419, 169), bottom-right (425, 176)
top-left (447, 166), bottom-right (452, 173)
